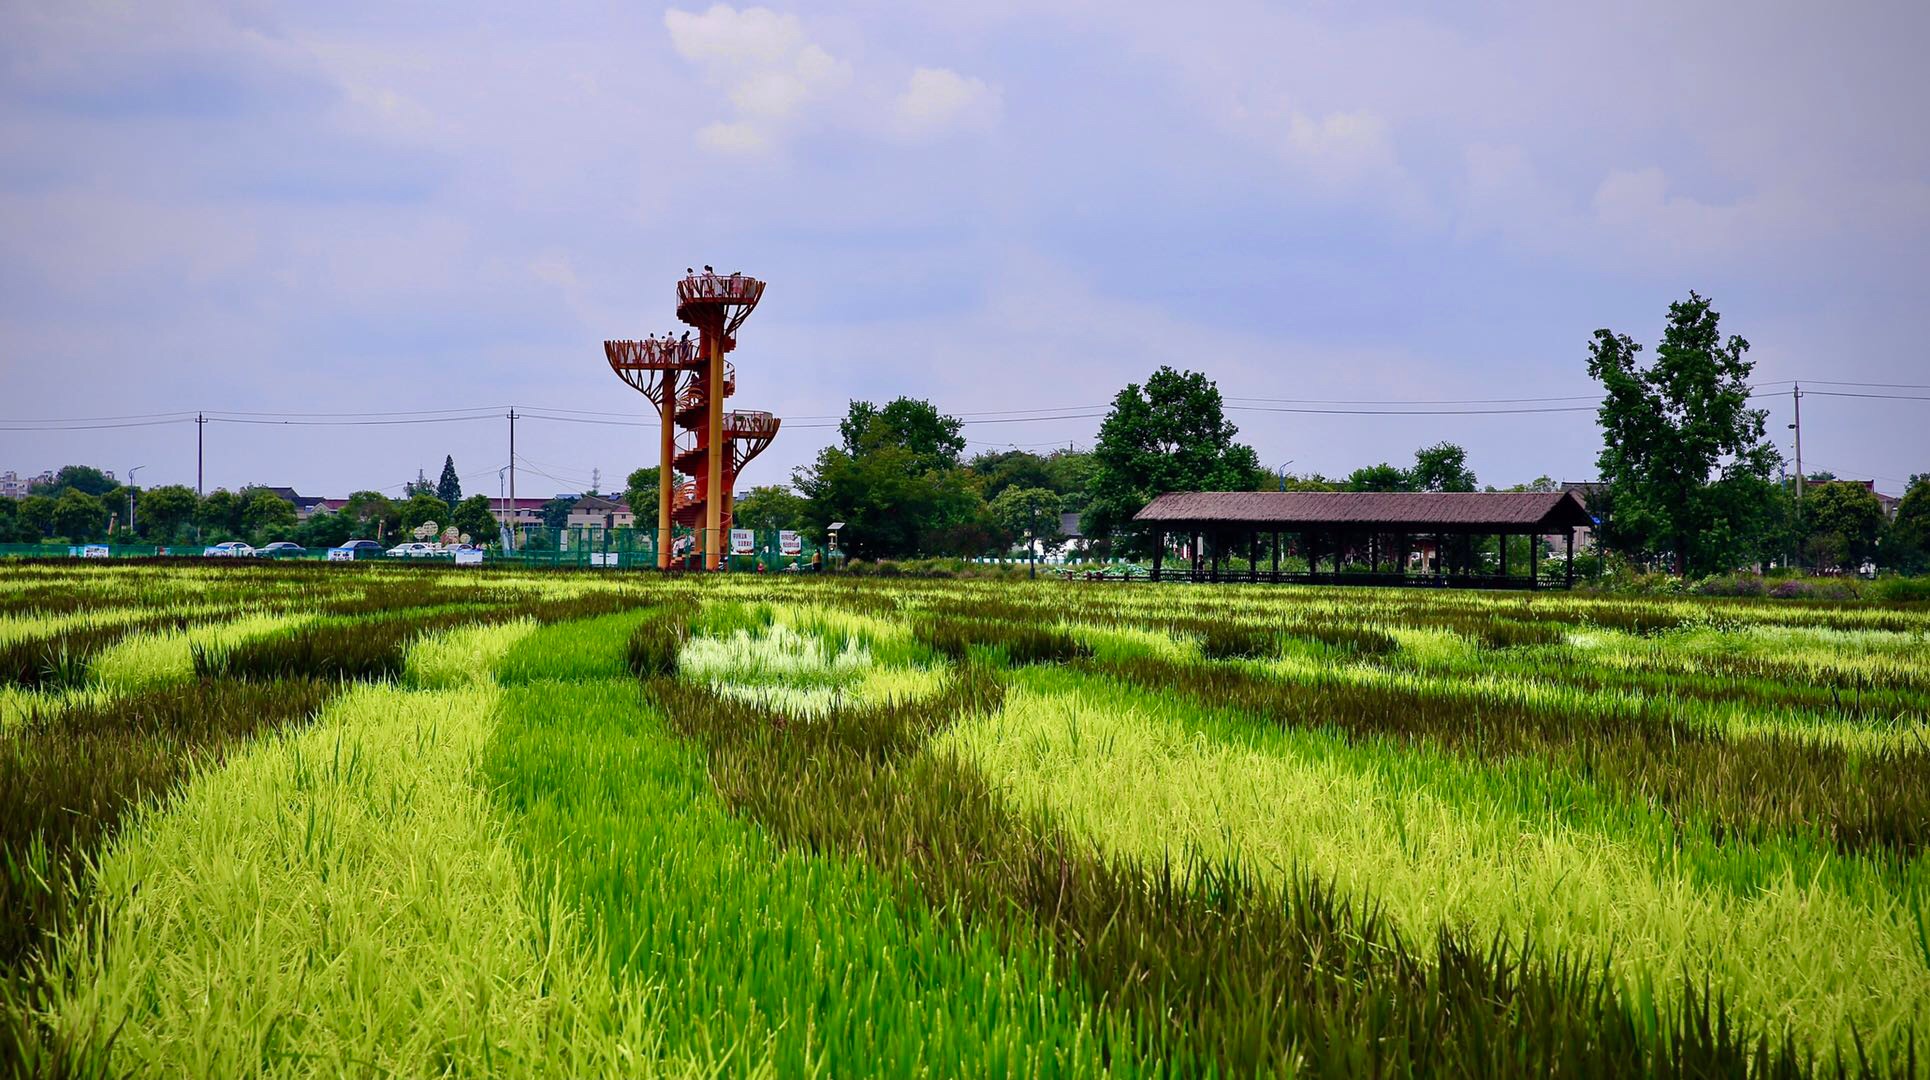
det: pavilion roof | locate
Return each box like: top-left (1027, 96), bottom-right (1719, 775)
top-left (1133, 490), bottom-right (1595, 531)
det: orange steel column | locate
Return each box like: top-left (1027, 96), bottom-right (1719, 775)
top-left (657, 374), bottom-right (675, 570)
top-left (704, 328), bottom-right (725, 570)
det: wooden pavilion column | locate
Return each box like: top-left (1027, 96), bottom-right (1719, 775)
top-left (1500, 531), bottom-right (1508, 580)
top-left (1248, 531), bottom-right (1259, 583)
top-left (1530, 532), bottom-right (1540, 589)
top-left (1565, 529), bottom-right (1575, 589)
top-left (1151, 530), bottom-right (1165, 582)
top-left (1271, 530), bottom-right (1280, 581)
top-left (1191, 531), bottom-right (1202, 579)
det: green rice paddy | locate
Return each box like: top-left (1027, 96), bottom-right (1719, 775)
top-left (2, 561), bottom-right (1926, 1076)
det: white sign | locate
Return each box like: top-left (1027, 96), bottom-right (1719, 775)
top-left (778, 530), bottom-right (801, 556)
top-left (326, 547), bottom-right (357, 561)
top-left (729, 529), bottom-right (755, 555)
top-left (590, 551), bottom-right (619, 567)
top-left (82, 544), bottom-right (110, 559)
top-left (454, 549), bottom-right (483, 566)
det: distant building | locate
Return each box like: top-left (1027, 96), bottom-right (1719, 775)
top-left (487, 497), bottom-right (548, 527)
top-left (566, 494), bottom-right (634, 531)
top-left (252, 486), bottom-right (333, 519)
top-left (0, 472), bottom-right (25, 500)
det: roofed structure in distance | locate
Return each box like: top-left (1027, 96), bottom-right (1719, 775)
top-left (1133, 490), bottom-right (1595, 532)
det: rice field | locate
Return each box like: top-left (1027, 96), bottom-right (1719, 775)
top-left (2, 561), bottom-right (1926, 1077)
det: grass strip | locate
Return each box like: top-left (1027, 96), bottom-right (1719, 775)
top-left (26, 681), bottom-right (667, 1077)
top-left (942, 666), bottom-right (1930, 1062)
top-left (649, 658), bottom-right (1815, 1076)
top-left (1093, 653), bottom-right (1930, 859)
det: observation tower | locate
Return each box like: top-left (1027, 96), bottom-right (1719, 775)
top-left (604, 269), bottom-right (780, 571)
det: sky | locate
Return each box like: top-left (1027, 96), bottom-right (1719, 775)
top-left (2, 0), bottom-right (1927, 502)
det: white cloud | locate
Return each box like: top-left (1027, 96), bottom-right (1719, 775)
top-left (663, 5), bottom-right (851, 154)
top-left (1282, 109), bottom-right (1397, 184)
top-left (892, 67), bottom-right (1000, 140)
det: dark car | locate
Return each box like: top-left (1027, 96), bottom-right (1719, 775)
top-left (335, 539), bottom-right (386, 560)
top-left (257, 542), bottom-right (306, 558)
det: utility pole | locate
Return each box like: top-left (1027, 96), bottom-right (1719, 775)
top-left (1791, 384), bottom-right (1805, 504)
top-left (196, 413), bottom-right (206, 495)
top-left (507, 409), bottom-right (517, 551)
top-left (127, 465), bottom-right (144, 536)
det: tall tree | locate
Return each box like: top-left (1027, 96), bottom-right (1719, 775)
top-left (1587, 292), bottom-right (1781, 575)
top-left (1344, 464), bottom-right (1412, 492)
top-left (136, 485), bottom-right (199, 542)
top-left (52, 489), bottom-right (109, 541)
top-left (16, 495), bottom-right (57, 540)
top-left (340, 491), bottom-right (400, 539)
top-left (241, 489), bottom-right (298, 544)
top-left (196, 489), bottom-right (245, 540)
top-left (1881, 477), bottom-right (1930, 573)
top-left (1083, 367), bottom-right (1264, 547)
top-left (400, 491), bottom-right (450, 535)
top-left (732, 484), bottom-right (807, 532)
top-left (840, 398), bottom-right (965, 471)
top-left (436, 456), bottom-right (462, 506)
top-left (30, 465), bottom-right (117, 498)
top-left (1801, 482), bottom-right (1886, 571)
top-left (796, 398), bottom-right (987, 559)
top-left (1410, 441), bottom-right (1477, 492)
top-left (450, 494), bottom-right (498, 544)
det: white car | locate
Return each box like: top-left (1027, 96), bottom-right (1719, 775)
top-left (203, 541), bottom-right (256, 558)
top-left (385, 542), bottom-right (439, 558)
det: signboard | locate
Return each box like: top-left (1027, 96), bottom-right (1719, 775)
top-left (729, 529), bottom-right (755, 555)
top-left (81, 545), bottom-right (110, 559)
top-left (453, 549), bottom-right (484, 566)
top-left (589, 551), bottom-right (619, 567)
top-left (326, 547), bottom-right (357, 562)
top-left (778, 530), bottom-right (802, 556)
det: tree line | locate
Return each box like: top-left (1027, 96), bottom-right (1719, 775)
top-left (6, 293), bottom-right (1925, 573)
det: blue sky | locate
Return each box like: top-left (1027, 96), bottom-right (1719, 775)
top-left (3, 1), bottom-right (1927, 500)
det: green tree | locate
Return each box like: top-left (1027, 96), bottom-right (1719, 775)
top-left (296, 510), bottom-right (355, 550)
top-left (0, 498), bottom-right (19, 543)
top-left (990, 486), bottom-right (1064, 553)
top-left (1344, 463), bottom-right (1412, 492)
top-left (1801, 481), bottom-right (1886, 571)
top-left (17, 495), bottom-right (56, 540)
top-left (436, 455), bottom-right (462, 506)
top-left (30, 465), bottom-right (117, 498)
top-left (450, 494), bottom-right (498, 544)
top-left (732, 484), bottom-right (807, 532)
top-left (53, 489), bottom-right (108, 541)
top-left (1083, 367), bottom-right (1264, 548)
top-left (339, 491), bottom-right (400, 539)
top-left (1587, 292), bottom-right (1782, 575)
top-left (541, 496), bottom-right (578, 530)
top-left (967, 451), bottom-right (1054, 502)
top-left (241, 489), bottom-right (298, 544)
top-left (137, 485), bottom-right (199, 542)
top-left (840, 398), bottom-right (965, 471)
top-left (796, 399), bottom-right (988, 560)
top-left (1044, 449), bottom-right (1099, 511)
top-left (1881, 478), bottom-right (1930, 573)
top-left (400, 492), bottom-right (450, 536)
top-left (196, 489), bottom-right (245, 540)
top-left (1410, 441), bottom-right (1477, 492)
top-left (625, 467), bottom-right (684, 528)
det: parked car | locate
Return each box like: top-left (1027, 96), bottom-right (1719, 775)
top-left (335, 539), bottom-right (385, 558)
top-left (386, 542), bottom-right (438, 558)
top-left (203, 541), bottom-right (255, 558)
top-left (257, 542), bottom-right (306, 558)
